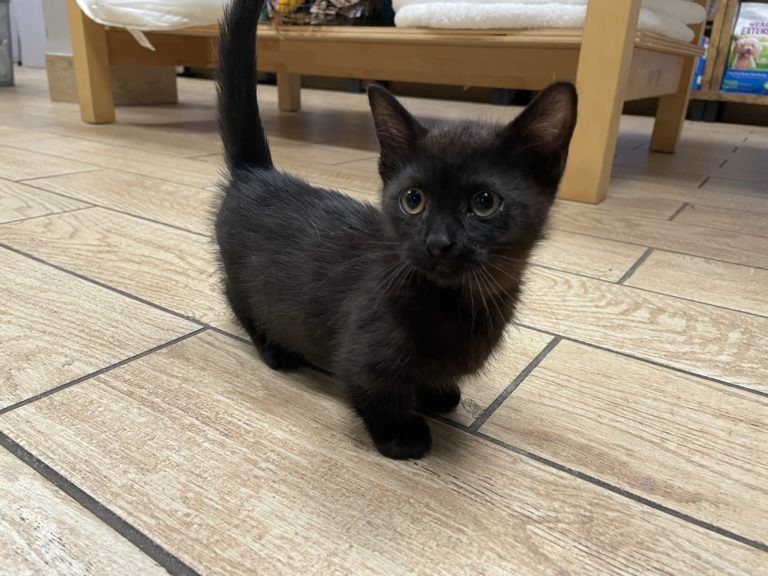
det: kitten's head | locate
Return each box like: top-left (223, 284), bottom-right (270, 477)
top-left (368, 83), bottom-right (577, 290)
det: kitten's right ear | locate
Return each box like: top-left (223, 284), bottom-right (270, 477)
top-left (503, 82), bottom-right (578, 157)
top-left (368, 84), bottom-right (427, 181)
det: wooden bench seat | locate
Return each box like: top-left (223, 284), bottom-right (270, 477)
top-left (66, 0), bottom-right (705, 203)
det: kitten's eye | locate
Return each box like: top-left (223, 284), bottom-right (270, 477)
top-left (400, 188), bottom-right (426, 215)
top-left (470, 191), bottom-right (502, 217)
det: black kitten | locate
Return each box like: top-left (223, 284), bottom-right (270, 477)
top-left (215, 0), bottom-right (578, 459)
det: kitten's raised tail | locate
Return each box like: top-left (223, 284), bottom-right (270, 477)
top-left (218, 0), bottom-right (273, 171)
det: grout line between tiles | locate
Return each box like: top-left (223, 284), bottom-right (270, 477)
top-left (3, 236), bottom-right (765, 399)
top-left (10, 168), bottom-right (103, 182)
top-left (212, 327), bottom-right (768, 552)
top-left (530, 262), bottom-right (623, 283)
top-left (2, 136), bottom-right (216, 169)
top-left (0, 205), bottom-right (96, 227)
top-left (468, 337), bottom-right (561, 432)
top-left (0, 243), bottom-right (208, 327)
top-left (0, 243), bottom-right (250, 343)
top-left (550, 229), bottom-right (768, 273)
top-left (330, 155), bottom-right (381, 167)
top-left (16, 179), bottom-right (212, 238)
top-left (514, 323), bottom-right (768, 399)
top-left (666, 202), bottom-right (689, 222)
top-left (0, 328), bottom-right (207, 417)
top-left (207, 325), bottom-right (250, 345)
top-left (616, 248), bottom-right (654, 285)
top-left (17, 163), bottom-right (227, 195)
top-left (614, 274), bottom-right (768, 320)
top-left (98, 207), bottom-right (211, 238)
top-left (440, 422), bottom-right (768, 554)
top-left (0, 432), bottom-right (202, 576)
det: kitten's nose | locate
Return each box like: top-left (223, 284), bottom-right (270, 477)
top-left (426, 233), bottom-right (454, 257)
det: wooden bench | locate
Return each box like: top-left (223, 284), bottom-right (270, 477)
top-left (66, 0), bottom-right (705, 203)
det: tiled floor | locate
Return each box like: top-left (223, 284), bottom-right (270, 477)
top-left (1, 67), bottom-right (766, 575)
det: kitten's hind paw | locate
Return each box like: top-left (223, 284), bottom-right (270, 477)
top-left (368, 415), bottom-right (432, 460)
top-left (418, 384), bottom-right (461, 414)
top-left (257, 343), bottom-right (305, 371)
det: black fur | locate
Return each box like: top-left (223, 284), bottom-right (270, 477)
top-left (215, 0), bottom-right (578, 459)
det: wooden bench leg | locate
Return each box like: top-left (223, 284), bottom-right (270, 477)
top-left (67, 0), bottom-right (115, 124)
top-left (648, 62), bottom-right (695, 153)
top-left (650, 0), bottom-right (706, 153)
top-left (277, 73), bottom-right (301, 112)
top-left (558, 0), bottom-right (641, 203)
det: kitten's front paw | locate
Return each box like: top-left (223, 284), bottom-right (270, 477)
top-left (369, 416), bottom-right (432, 460)
top-left (418, 384), bottom-right (461, 414)
top-left (257, 343), bottom-right (304, 371)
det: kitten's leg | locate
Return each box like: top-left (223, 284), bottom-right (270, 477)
top-left (253, 333), bottom-right (305, 371)
top-left (418, 382), bottom-right (461, 414)
top-left (344, 374), bottom-right (432, 460)
top-left (225, 284), bottom-right (304, 370)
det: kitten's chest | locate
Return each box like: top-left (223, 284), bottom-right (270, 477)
top-left (405, 294), bottom-right (506, 377)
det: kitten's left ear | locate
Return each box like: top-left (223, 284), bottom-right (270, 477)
top-left (368, 84), bottom-right (428, 181)
top-left (502, 82), bottom-right (578, 157)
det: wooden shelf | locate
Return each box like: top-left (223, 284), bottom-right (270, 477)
top-left (696, 0), bottom-right (768, 106)
top-left (692, 90), bottom-right (768, 104)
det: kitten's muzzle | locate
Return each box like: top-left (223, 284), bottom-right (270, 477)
top-left (425, 231), bottom-right (454, 258)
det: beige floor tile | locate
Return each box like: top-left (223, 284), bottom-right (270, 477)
top-left (703, 177), bottom-right (767, 198)
top-left (551, 202), bottom-right (768, 269)
top-left (0, 208), bottom-right (228, 327)
top-left (482, 340), bottom-right (768, 543)
top-left (614, 151), bottom-right (723, 173)
top-left (0, 126), bottom-right (57, 146)
top-left (1, 331), bottom-right (761, 575)
top-left (271, 161), bottom-right (381, 198)
top-left (714, 169), bottom-right (768, 187)
top-left (624, 142), bottom-right (736, 164)
top-left (331, 156), bottom-right (379, 176)
top-left (4, 67), bottom-right (768, 573)
top-left (27, 169), bottom-right (215, 235)
top-left (517, 267), bottom-right (767, 391)
top-left (200, 154), bottom-right (382, 203)
top-left (674, 204), bottom-right (768, 237)
top-left (0, 145), bottom-right (95, 181)
top-left (720, 152), bottom-right (768, 179)
top-left (612, 178), bottom-right (768, 214)
top-left (0, 179), bottom-right (89, 224)
top-left (570, 192), bottom-right (684, 221)
top-left (532, 229), bottom-right (646, 281)
top-left (271, 141), bottom-right (378, 166)
top-left (0, 112), bottom-right (55, 131)
top-left (0, 247), bottom-right (196, 408)
top-left (611, 163), bottom-right (707, 188)
top-left (42, 122), bottom-right (223, 158)
top-left (0, 450), bottom-right (166, 575)
top-left (453, 327), bottom-right (553, 426)
top-left (626, 251), bottom-right (768, 317)
top-left (7, 137), bottom-right (221, 189)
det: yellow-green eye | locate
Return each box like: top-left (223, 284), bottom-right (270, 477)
top-left (400, 188), bottom-right (426, 215)
top-left (471, 191), bottom-right (502, 217)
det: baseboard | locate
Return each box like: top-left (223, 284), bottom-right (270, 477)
top-left (46, 54), bottom-right (178, 106)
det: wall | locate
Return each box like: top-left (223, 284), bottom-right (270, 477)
top-left (42, 0), bottom-right (71, 55)
top-left (9, 0), bottom-right (46, 67)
